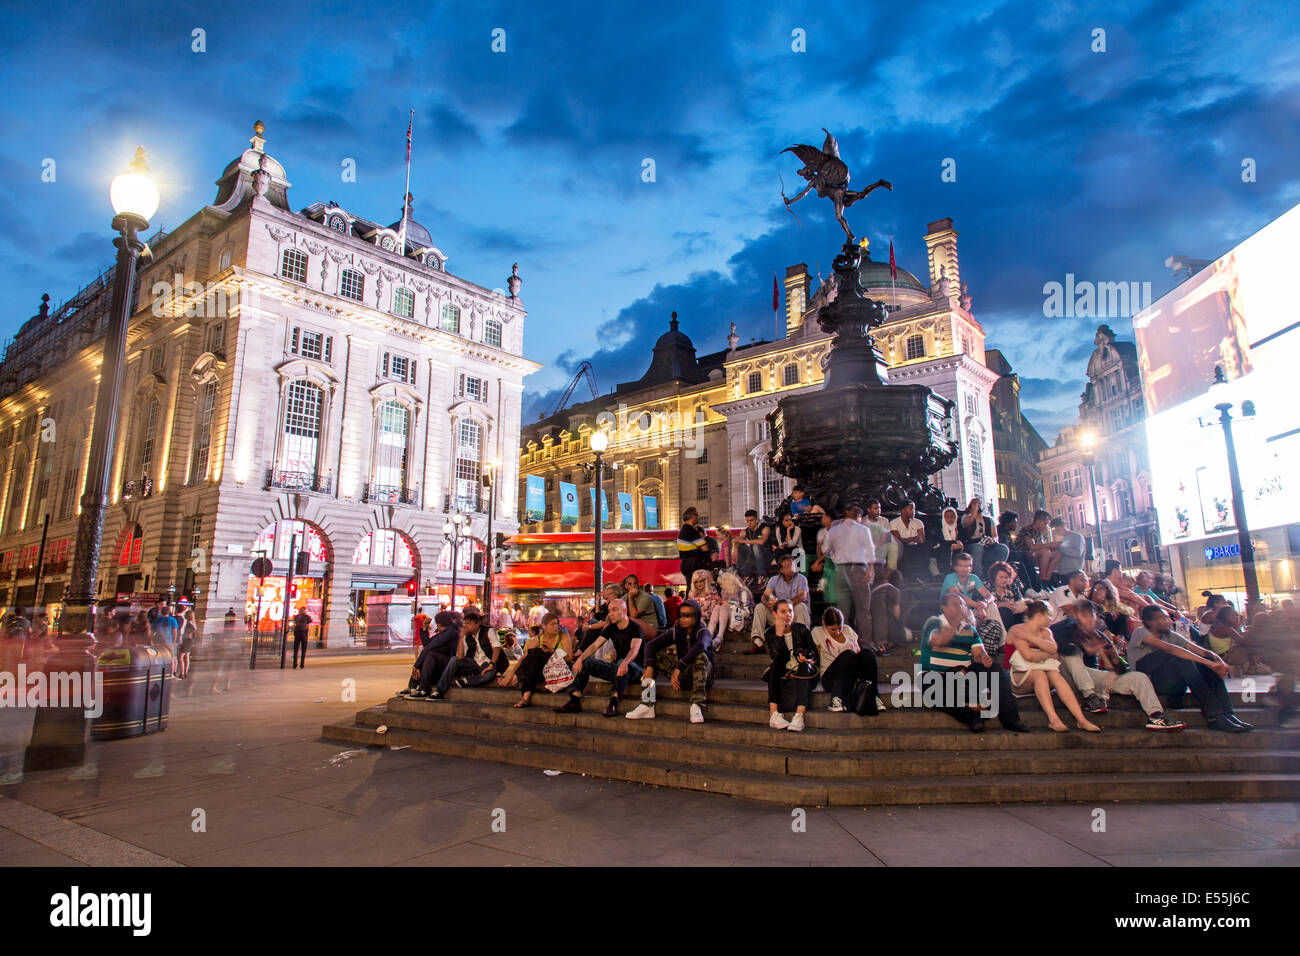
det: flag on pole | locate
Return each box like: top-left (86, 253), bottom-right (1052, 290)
top-left (764, 273), bottom-right (774, 340)
top-left (889, 236), bottom-right (897, 310)
top-left (399, 110), bottom-right (414, 255)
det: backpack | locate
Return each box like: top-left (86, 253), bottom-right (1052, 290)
top-left (649, 592), bottom-right (667, 630)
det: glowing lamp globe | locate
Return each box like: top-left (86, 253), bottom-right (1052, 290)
top-left (110, 147), bottom-right (159, 222)
top-left (590, 430), bottom-right (609, 454)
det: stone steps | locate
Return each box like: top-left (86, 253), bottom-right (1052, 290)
top-left (322, 675), bottom-right (1300, 807)
top-left (381, 688), bottom-right (1288, 745)
top-left (323, 716), bottom-right (1300, 806)
top-left (356, 704), bottom-right (1300, 779)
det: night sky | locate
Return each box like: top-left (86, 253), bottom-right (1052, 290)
top-left (2, 0), bottom-right (1297, 441)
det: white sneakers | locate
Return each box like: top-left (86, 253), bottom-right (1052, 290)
top-left (625, 703), bottom-right (656, 720)
top-left (689, 704), bottom-right (705, 724)
top-left (770, 711), bottom-right (805, 731)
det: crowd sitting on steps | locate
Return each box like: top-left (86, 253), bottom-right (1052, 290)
top-left (395, 495), bottom-right (1300, 734)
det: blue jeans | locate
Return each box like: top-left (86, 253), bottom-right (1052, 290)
top-left (572, 657), bottom-right (643, 699)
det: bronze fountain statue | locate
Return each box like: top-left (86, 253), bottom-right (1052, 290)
top-left (766, 130), bottom-right (957, 516)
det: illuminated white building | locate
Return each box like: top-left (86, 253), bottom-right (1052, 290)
top-left (0, 122), bottom-right (539, 644)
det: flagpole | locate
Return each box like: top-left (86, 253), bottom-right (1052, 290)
top-left (890, 234), bottom-right (896, 311)
top-left (399, 109), bottom-right (413, 255)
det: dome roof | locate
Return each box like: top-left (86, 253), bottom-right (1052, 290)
top-left (652, 314), bottom-right (694, 351)
top-left (858, 255), bottom-right (926, 293)
top-left (211, 121), bottom-right (291, 211)
top-left (389, 193), bottom-right (433, 251)
top-left (629, 312), bottom-right (706, 387)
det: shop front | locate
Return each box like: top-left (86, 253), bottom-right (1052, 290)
top-left (349, 528), bottom-right (419, 648)
top-left (246, 519), bottom-right (331, 647)
top-left (1168, 524), bottom-right (1300, 611)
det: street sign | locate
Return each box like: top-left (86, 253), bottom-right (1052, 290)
top-left (250, 556), bottom-right (274, 579)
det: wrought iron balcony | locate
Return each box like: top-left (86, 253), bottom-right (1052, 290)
top-left (444, 492), bottom-right (483, 514)
top-left (364, 482), bottom-right (420, 505)
top-left (121, 477), bottom-right (153, 500)
top-left (265, 469), bottom-right (333, 494)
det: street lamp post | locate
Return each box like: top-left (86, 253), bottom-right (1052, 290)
top-left (482, 461), bottom-right (498, 619)
top-left (1080, 430), bottom-right (1104, 568)
top-left (443, 513), bottom-right (466, 611)
top-left (1213, 387), bottom-right (1261, 619)
top-left (589, 430), bottom-right (609, 605)
top-left (26, 148), bottom-right (157, 773)
top-left (62, 147), bottom-right (159, 638)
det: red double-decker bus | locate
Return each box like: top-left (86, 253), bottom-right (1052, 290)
top-left (497, 528), bottom-right (727, 629)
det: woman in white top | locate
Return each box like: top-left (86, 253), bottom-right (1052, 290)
top-left (713, 570), bottom-right (754, 640)
top-left (811, 607), bottom-right (880, 714)
top-left (1006, 601), bottom-right (1101, 733)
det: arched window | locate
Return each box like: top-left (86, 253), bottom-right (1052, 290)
top-left (392, 287), bottom-right (414, 319)
top-left (454, 418), bottom-right (482, 512)
top-left (441, 303), bottom-right (461, 334)
top-left (252, 520), bottom-right (330, 564)
top-left (340, 268), bottom-right (364, 302)
top-left (758, 457), bottom-right (786, 519)
top-left (7, 452), bottom-right (28, 534)
top-left (371, 401), bottom-right (410, 497)
top-left (439, 537), bottom-right (485, 573)
top-left (352, 529), bottom-right (416, 568)
top-left (484, 317), bottom-right (502, 349)
top-left (281, 380), bottom-right (323, 478)
top-left (191, 380), bottom-right (218, 484)
top-left (140, 396), bottom-right (159, 475)
top-left (118, 524), bottom-right (144, 567)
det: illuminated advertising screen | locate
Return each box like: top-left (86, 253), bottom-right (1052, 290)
top-left (1134, 202), bottom-right (1300, 546)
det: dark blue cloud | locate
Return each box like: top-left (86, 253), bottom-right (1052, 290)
top-left (2, 0), bottom-right (1298, 449)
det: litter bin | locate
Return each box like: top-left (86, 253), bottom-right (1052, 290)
top-left (92, 644), bottom-right (173, 740)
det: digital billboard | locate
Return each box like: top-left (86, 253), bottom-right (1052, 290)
top-left (1134, 202), bottom-right (1300, 547)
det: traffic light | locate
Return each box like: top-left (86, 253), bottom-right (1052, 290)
top-left (288, 582), bottom-right (298, 599)
top-left (295, 549), bottom-right (310, 575)
top-left (406, 578), bottom-right (417, 596)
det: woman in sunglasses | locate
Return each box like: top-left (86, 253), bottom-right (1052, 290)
top-left (633, 599), bottom-right (715, 723)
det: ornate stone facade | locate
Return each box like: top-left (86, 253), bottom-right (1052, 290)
top-left (1039, 325), bottom-right (1161, 568)
top-left (519, 217), bottom-right (1004, 528)
top-left (0, 122), bottom-right (540, 644)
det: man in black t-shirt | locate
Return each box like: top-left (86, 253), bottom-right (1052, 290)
top-left (556, 598), bottom-right (644, 717)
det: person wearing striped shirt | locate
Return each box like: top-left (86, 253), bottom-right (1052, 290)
top-left (920, 593), bottom-right (1028, 733)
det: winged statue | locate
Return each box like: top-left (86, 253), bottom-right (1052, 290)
top-left (781, 129), bottom-right (891, 242)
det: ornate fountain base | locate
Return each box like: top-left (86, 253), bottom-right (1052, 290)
top-left (769, 382), bottom-right (956, 515)
top-left (766, 238), bottom-right (957, 516)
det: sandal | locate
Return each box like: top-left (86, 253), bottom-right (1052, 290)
top-left (513, 698), bottom-right (531, 709)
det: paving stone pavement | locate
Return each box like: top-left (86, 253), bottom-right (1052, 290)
top-left (1, 652), bottom-right (1297, 866)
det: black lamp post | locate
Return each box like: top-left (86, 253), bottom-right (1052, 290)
top-left (62, 147), bottom-right (158, 638)
top-left (1080, 430), bottom-right (1104, 567)
top-left (26, 148), bottom-right (156, 773)
top-left (589, 429), bottom-right (609, 604)
top-left (482, 461), bottom-right (498, 617)
top-left (443, 513), bottom-right (466, 611)
top-left (1211, 366), bottom-right (1261, 619)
